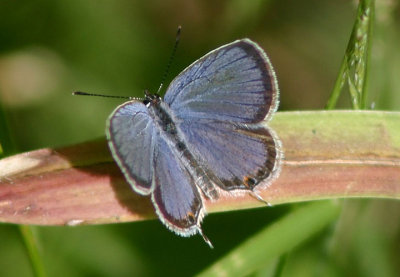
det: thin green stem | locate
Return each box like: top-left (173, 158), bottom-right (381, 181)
top-left (196, 201), bottom-right (341, 277)
top-left (326, 0), bottom-right (375, 110)
top-left (361, 0), bottom-right (375, 109)
top-left (325, 56), bottom-right (347, 109)
top-left (0, 97), bottom-right (46, 277)
top-left (272, 254), bottom-right (288, 277)
top-left (19, 226), bottom-right (47, 277)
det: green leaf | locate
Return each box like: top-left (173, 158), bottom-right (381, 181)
top-left (0, 111), bottom-right (398, 226)
top-left (326, 0), bottom-right (375, 109)
top-left (196, 201), bottom-right (341, 277)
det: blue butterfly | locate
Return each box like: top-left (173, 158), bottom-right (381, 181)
top-left (106, 39), bottom-right (281, 247)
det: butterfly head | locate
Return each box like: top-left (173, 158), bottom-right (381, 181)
top-left (143, 89), bottom-right (161, 107)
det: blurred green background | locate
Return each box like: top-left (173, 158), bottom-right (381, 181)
top-left (0, 0), bottom-right (399, 276)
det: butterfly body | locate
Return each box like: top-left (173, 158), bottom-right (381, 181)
top-left (106, 39), bottom-right (282, 246)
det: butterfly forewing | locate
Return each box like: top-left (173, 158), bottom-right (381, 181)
top-left (164, 39), bottom-right (280, 192)
top-left (107, 102), bottom-right (157, 195)
top-left (164, 39), bottom-right (278, 123)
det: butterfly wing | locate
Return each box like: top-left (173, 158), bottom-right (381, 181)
top-left (164, 39), bottom-right (278, 123)
top-left (178, 119), bottom-right (280, 191)
top-left (107, 101), bottom-right (204, 235)
top-left (164, 39), bottom-right (281, 191)
top-left (107, 101), bottom-right (157, 195)
top-left (152, 136), bottom-right (204, 236)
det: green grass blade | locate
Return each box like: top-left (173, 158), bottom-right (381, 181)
top-left (326, 0), bottom-right (375, 109)
top-left (361, 0), bottom-right (374, 109)
top-left (196, 201), bottom-right (341, 277)
top-left (19, 226), bottom-right (47, 277)
top-left (1, 111), bottom-right (399, 226)
top-left (326, 57), bottom-right (347, 109)
top-left (0, 97), bottom-right (47, 277)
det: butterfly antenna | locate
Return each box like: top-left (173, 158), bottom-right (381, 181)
top-left (157, 26), bottom-right (182, 94)
top-left (197, 226), bottom-right (214, 249)
top-left (72, 91), bottom-right (143, 101)
top-left (250, 191), bottom-right (272, 207)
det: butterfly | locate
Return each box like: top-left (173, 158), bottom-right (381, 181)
top-left (106, 39), bottom-right (282, 247)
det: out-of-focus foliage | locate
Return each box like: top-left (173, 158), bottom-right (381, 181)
top-left (0, 1), bottom-right (399, 276)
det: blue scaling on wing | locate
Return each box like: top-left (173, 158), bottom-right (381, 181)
top-left (151, 136), bottom-right (203, 236)
top-left (106, 101), bottom-right (157, 195)
top-left (178, 119), bottom-right (279, 191)
top-left (164, 39), bottom-right (278, 123)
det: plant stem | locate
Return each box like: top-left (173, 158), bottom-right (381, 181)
top-left (326, 0), bottom-right (375, 109)
top-left (19, 226), bottom-right (47, 277)
top-left (0, 111), bottom-right (399, 226)
top-left (326, 56), bottom-right (347, 109)
top-left (361, 0), bottom-right (375, 109)
top-left (0, 97), bottom-right (46, 277)
top-left (196, 201), bottom-right (341, 277)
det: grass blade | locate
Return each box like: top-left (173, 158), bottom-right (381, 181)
top-left (195, 201), bottom-right (341, 277)
top-left (19, 226), bottom-right (47, 277)
top-left (0, 97), bottom-right (46, 277)
top-left (0, 111), bottom-right (398, 225)
top-left (326, 0), bottom-right (375, 109)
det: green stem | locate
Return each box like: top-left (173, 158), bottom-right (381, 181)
top-left (18, 226), bottom-right (47, 277)
top-left (361, 0), bottom-right (375, 109)
top-left (325, 56), bottom-right (347, 109)
top-left (196, 201), bottom-right (341, 277)
top-left (0, 97), bottom-right (46, 277)
top-left (0, 111), bottom-right (399, 226)
top-left (326, 0), bottom-right (375, 110)
top-left (272, 254), bottom-right (288, 277)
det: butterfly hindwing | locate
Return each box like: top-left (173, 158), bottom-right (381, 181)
top-left (152, 137), bottom-right (204, 235)
top-left (178, 119), bottom-right (279, 191)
